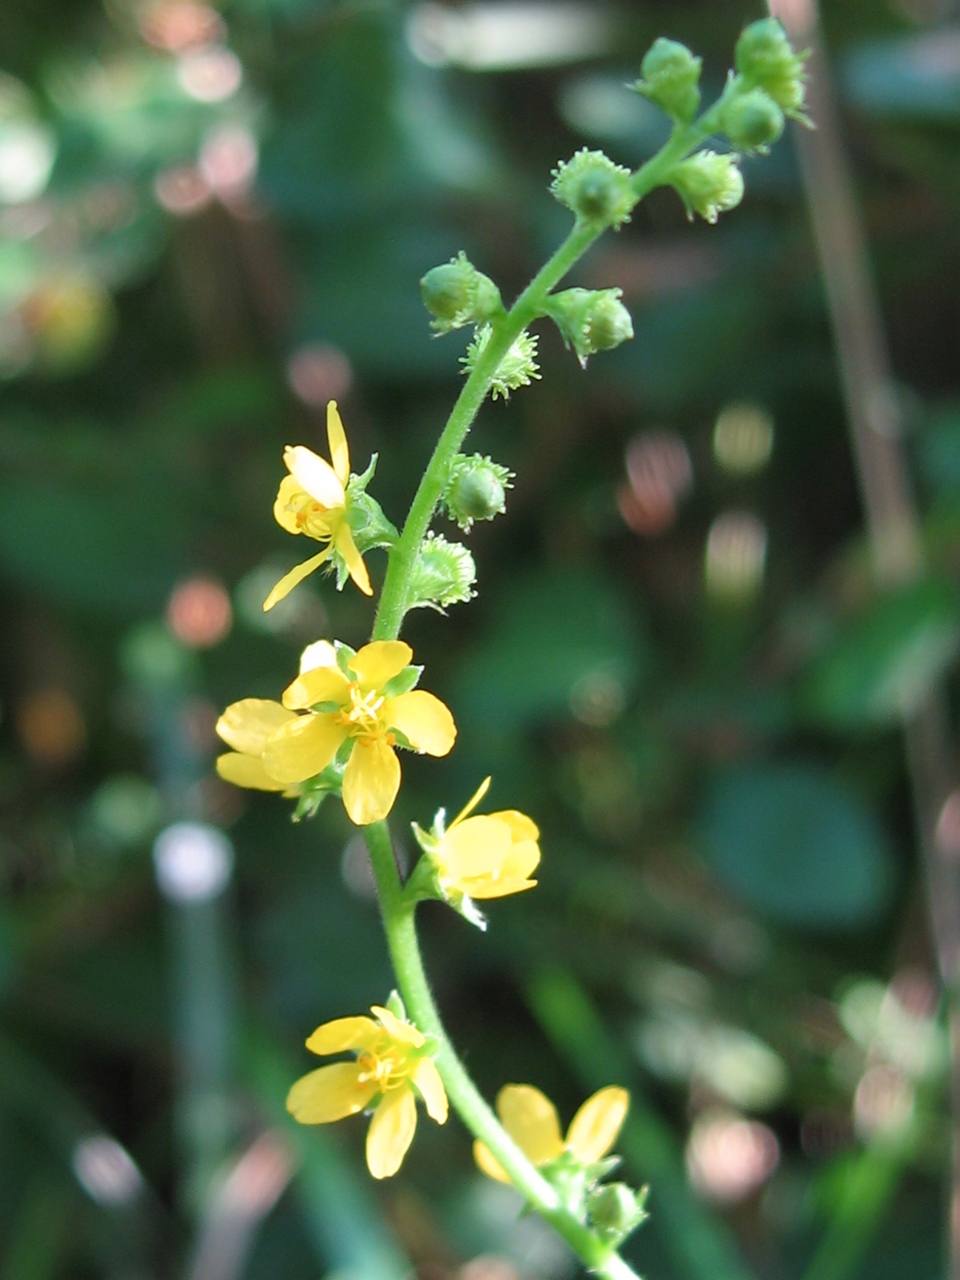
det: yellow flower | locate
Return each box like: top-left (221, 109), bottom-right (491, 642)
top-left (474, 1084), bottom-right (629, 1183)
top-left (286, 1003), bottom-right (448, 1179)
top-left (229, 638), bottom-right (454, 824)
top-left (264, 401), bottom-right (372, 610)
top-left (416, 776), bottom-right (540, 901)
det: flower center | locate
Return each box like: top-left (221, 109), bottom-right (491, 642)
top-left (356, 1042), bottom-right (410, 1091)
top-left (337, 682), bottom-right (386, 739)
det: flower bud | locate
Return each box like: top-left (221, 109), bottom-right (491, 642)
top-left (444, 454), bottom-right (512, 530)
top-left (546, 287), bottom-right (634, 367)
top-left (551, 149), bottom-right (635, 228)
top-left (461, 324), bottom-right (540, 400)
top-left (722, 87), bottom-right (784, 152)
top-left (420, 251), bottom-right (503, 334)
top-left (587, 1182), bottom-right (649, 1244)
top-left (670, 150), bottom-right (744, 224)
top-left (633, 37), bottom-right (702, 123)
top-left (406, 533), bottom-right (477, 612)
top-left (734, 18), bottom-right (808, 117)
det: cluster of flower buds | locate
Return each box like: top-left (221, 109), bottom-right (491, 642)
top-left (544, 287), bottom-right (634, 367)
top-left (550, 148), bottom-right (636, 228)
top-left (632, 37), bottom-right (702, 123)
top-left (735, 17), bottom-right (809, 120)
top-left (420, 251), bottom-right (504, 334)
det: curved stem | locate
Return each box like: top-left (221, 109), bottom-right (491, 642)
top-left (364, 821), bottom-right (638, 1278)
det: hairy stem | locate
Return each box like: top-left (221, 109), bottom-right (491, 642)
top-left (364, 821), bottom-right (638, 1278)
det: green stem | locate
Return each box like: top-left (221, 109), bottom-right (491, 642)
top-left (364, 821), bottom-right (638, 1278)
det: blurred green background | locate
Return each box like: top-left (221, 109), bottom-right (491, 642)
top-left (2, 0), bottom-right (960, 1277)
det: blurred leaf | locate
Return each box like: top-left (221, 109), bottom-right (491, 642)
top-left (700, 763), bottom-right (894, 928)
top-left (804, 579), bottom-right (960, 729)
top-left (455, 567), bottom-right (645, 731)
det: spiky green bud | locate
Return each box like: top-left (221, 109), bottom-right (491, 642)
top-left (444, 454), bottom-right (512, 530)
top-left (406, 533), bottom-right (476, 612)
top-left (551, 149), bottom-right (635, 228)
top-left (545, 287), bottom-right (634, 367)
top-left (461, 324), bottom-right (540, 400)
top-left (722, 87), bottom-right (784, 152)
top-left (633, 37), bottom-right (702, 123)
top-left (734, 18), bottom-right (809, 118)
top-left (420, 252), bottom-right (503, 334)
top-left (587, 1182), bottom-right (650, 1245)
top-left (670, 150), bottom-right (744, 224)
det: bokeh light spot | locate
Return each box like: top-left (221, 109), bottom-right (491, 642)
top-left (139, 1), bottom-right (226, 51)
top-left (153, 163), bottom-right (212, 215)
top-left (73, 1135), bottom-right (143, 1206)
top-left (17, 688), bottom-right (86, 767)
top-left (166, 576), bottom-right (232, 648)
top-left (286, 343), bottom-right (353, 408)
top-left (153, 822), bottom-right (233, 902)
top-left (705, 511), bottom-right (767, 599)
top-left (686, 1112), bottom-right (779, 1203)
top-left (713, 402), bottom-right (774, 476)
top-left (199, 123), bottom-right (258, 200)
top-left (176, 46), bottom-right (242, 103)
top-left (618, 430), bottom-right (692, 536)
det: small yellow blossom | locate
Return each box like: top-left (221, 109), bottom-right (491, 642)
top-left (287, 1003), bottom-right (448, 1179)
top-left (416, 777), bottom-right (540, 901)
top-left (474, 1083), bottom-right (629, 1183)
top-left (264, 401), bottom-right (372, 610)
top-left (217, 639), bottom-right (456, 825)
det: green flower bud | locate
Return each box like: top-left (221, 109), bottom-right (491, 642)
top-left (420, 251), bottom-right (503, 334)
top-left (444, 453), bottom-right (512, 530)
top-left (722, 87), bottom-right (784, 153)
top-left (587, 1182), bottom-right (650, 1245)
top-left (734, 18), bottom-right (808, 118)
top-left (546, 287), bottom-right (634, 367)
top-left (406, 533), bottom-right (477, 612)
top-left (633, 37), bottom-right (702, 123)
top-left (670, 150), bottom-right (744, 224)
top-left (551, 149), bottom-right (635, 228)
top-left (461, 324), bottom-right (540, 400)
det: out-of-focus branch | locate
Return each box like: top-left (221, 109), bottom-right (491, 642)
top-left (767, 1), bottom-right (960, 1272)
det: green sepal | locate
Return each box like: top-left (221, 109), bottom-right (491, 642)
top-left (291, 761), bottom-right (344, 821)
top-left (381, 665), bottom-right (422, 698)
top-left (385, 989), bottom-right (407, 1021)
top-left (586, 1182), bottom-right (649, 1245)
top-left (335, 641), bottom-right (357, 678)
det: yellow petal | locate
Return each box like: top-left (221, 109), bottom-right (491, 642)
top-left (412, 1057), bottom-right (448, 1124)
top-left (262, 713), bottom-right (347, 785)
top-left (305, 1016), bottom-right (380, 1056)
top-left (449, 776), bottom-right (492, 829)
top-left (487, 810), bottom-right (540, 843)
top-left (263, 547), bottom-right (332, 612)
top-left (273, 475), bottom-right (309, 536)
top-left (282, 665), bottom-right (349, 711)
top-left (286, 1062), bottom-right (376, 1124)
top-left (565, 1087), bottom-right (629, 1164)
top-left (473, 1139), bottom-right (511, 1183)
top-left (467, 877), bottom-right (537, 900)
top-left (366, 1087), bottom-right (417, 1179)
top-left (384, 691), bottom-right (456, 757)
top-left (498, 839), bottom-right (540, 882)
top-left (371, 1006), bottom-right (425, 1047)
top-left (496, 1085), bottom-right (564, 1166)
top-left (327, 400), bottom-right (351, 487)
top-left (347, 641), bottom-right (412, 691)
top-left (215, 752), bottom-right (288, 792)
top-left (341, 738), bottom-right (401, 825)
top-left (284, 444), bottom-right (345, 509)
top-left (299, 639), bottom-right (338, 673)
top-left (335, 521), bottom-right (373, 596)
top-left (216, 699), bottom-right (297, 754)
top-left (440, 816), bottom-right (512, 882)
